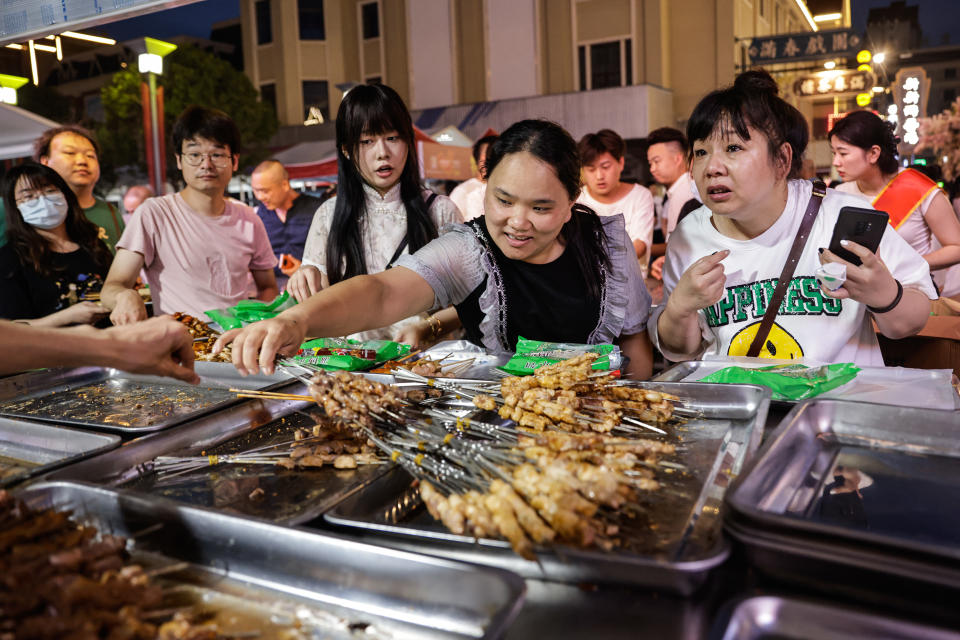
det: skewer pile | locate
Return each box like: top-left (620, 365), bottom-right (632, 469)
top-left (0, 489), bottom-right (228, 639)
top-left (370, 352), bottom-right (477, 377)
top-left (305, 356), bottom-right (686, 559)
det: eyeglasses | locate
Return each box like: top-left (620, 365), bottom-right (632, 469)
top-left (14, 185), bottom-right (62, 206)
top-left (180, 151), bottom-right (233, 167)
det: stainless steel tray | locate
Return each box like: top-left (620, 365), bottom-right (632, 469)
top-left (655, 360), bottom-right (960, 410)
top-left (709, 596), bottom-right (960, 640)
top-left (725, 399), bottom-right (960, 590)
top-left (17, 481), bottom-right (525, 639)
top-left (0, 416), bottom-right (119, 487)
top-left (324, 382), bottom-right (771, 594)
top-left (42, 390), bottom-right (389, 525)
top-left (0, 363), bottom-right (293, 433)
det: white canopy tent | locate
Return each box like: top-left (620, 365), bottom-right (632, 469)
top-left (0, 104), bottom-right (59, 161)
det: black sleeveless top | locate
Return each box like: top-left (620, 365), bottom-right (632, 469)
top-left (454, 217), bottom-right (602, 350)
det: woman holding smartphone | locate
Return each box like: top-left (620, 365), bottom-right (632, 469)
top-left (651, 71), bottom-right (935, 366)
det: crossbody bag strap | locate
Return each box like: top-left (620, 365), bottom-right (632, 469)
top-left (746, 180), bottom-right (827, 358)
top-left (387, 192), bottom-right (438, 267)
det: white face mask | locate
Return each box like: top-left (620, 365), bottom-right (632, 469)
top-left (18, 193), bottom-right (69, 229)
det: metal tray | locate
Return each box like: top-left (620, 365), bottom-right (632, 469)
top-left (0, 362), bottom-right (294, 433)
top-left (725, 399), bottom-right (960, 590)
top-left (16, 481), bottom-right (525, 640)
top-left (324, 382), bottom-right (771, 594)
top-left (42, 390), bottom-right (390, 525)
top-left (655, 360), bottom-right (960, 410)
top-left (0, 416), bottom-right (119, 487)
top-left (709, 596), bottom-right (960, 640)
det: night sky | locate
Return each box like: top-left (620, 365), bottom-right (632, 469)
top-left (850, 0), bottom-right (960, 47)
top-left (99, 0), bottom-right (239, 42)
top-left (97, 0), bottom-right (960, 47)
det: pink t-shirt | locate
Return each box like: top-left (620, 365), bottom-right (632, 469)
top-left (119, 193), bottom-right (277, 316)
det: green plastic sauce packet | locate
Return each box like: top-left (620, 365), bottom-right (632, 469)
top-left (290, 337), bottom-right (410, 371)
top-left (500, 337), bottom-right (620, 376)
top-left (205, 292), bottom-right (298, 330)
top-left (698, 362), bottom-right (861, 401)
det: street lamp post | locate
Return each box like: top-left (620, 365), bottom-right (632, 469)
top-left (0, 74), bottom-right (29, 106)
top-left (134, 37), bottom-right (177, 196)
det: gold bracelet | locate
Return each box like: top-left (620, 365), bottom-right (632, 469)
top-left (427, 315), bottom-right (442, 340)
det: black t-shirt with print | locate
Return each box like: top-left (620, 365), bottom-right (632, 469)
top-left (0, 243), bottom-right (107, 320)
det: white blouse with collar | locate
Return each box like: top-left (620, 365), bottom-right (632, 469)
top-left (300, 182), bottom-right (462, 341)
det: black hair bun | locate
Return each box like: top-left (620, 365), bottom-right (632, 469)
top-left (734, 69), bottom-right (780, 96)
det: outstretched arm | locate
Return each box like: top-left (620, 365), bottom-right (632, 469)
top-left (215, 266), bottom-right (437, 375)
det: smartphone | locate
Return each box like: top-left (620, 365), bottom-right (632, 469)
top-left (827, 206), bottom-right (889, 266)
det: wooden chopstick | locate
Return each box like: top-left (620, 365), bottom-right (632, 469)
top-left (231, 388), bottom-right (314, 402)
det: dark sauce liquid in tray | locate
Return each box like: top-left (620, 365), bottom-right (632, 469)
top-left (124, 407), bottom-right (385, 523)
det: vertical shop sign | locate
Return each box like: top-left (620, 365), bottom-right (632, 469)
top-left (893, 67), bottom-right (930, 150)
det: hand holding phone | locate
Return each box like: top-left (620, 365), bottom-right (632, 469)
top-left (827, 206), bottom-right (889, 266)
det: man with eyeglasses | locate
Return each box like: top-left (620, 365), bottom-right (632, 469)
top-left (102, 106), bottom-right (278, 324)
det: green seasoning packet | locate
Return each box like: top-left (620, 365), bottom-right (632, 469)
top-left (500, 337), bottom-right (619, 376)
top-left (290, 337), bottom-right (410, 371)
top-left (698, 363), bottom-right (861, 401)
top-left (205, 292), bottom-right (298, 330)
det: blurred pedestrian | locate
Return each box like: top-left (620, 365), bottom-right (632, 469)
top-left (576, 129), bottom-right (655, 276)
top-left (251, 159), bottom-right (323, 290)
top-left (35, 125), bottom-right (125, 253)
top-left (122, 184), bottom-right (154, 225)
top-left (449, 134), bottom-right (498, 220)
top-left (646, 127), bottom-right (700, 280)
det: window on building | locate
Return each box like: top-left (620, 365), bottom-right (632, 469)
top-left (361, 2), bottom-right (380, 39)
top-left (946, 67), bottom-right (957, 80)
top-left (255, 0), bottom-right (272, 45)
top-left (260, 83), bottom-right (277, 118)
top-left (578, 39), bottom-right (630, 91)
top-left (303, 80), bottom-right (330, 121)
top-left (944, 88), bottom-right (957, 104)
top-left (298, 0), bottom-right (325, 40)
top-left (759, 0), bottom-right (766, 18)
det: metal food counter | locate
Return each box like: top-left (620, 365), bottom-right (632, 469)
top-left (5, 358), bottom-right (960, 639)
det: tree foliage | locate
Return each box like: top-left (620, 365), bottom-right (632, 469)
top-left (98, 44), bottom-right (278, 189)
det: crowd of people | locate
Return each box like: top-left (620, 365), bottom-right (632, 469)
top-left (1, 69), bottom-right (955, 381)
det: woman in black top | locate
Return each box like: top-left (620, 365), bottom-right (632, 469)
top-left (0, 163), bottom-right (112, 326)
top-left (218, 120), bottom-right (654, 378)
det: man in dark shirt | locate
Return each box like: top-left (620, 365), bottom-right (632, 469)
top-left (250, 159), bottom-right (322, 290)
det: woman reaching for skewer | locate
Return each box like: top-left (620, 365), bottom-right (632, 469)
top-left (216, 119), bottom-right (655, 379)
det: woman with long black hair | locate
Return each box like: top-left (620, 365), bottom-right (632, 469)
top-left (0, 163), bottom-right (112, 326)
top-left (285, 84), bottom-right (461, 340)
top-left (217, 119), bottom-right (654, 379)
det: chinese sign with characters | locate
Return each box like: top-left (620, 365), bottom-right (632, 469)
top-left (794, 70), bottom-right (875, 97)
top-left (892, 67), bottom-right (929, 149)
top-left (0, 0), bottom-right (193, 45)
top-left (748, 29), bottom-right (862, 66)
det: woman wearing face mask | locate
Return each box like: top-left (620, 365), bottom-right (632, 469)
top-left (651, 71), bottom-right (935, 366)
top-left (216, 119), bottom-right (654, 379)
top-left (0, 163), bottom-right (112, 326)
top-left (829, 110), bottom-right (960, 291)
top-left (285, 84), bottom-right (462, 342)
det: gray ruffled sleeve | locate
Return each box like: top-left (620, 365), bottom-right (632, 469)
top-left (589, 214), bottom-right (652, 343)
top-left (394, 223), bottom-right (486, 310)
